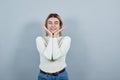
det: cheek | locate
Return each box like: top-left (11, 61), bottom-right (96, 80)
top-left (57, 26), bottom-right (61, 30)
top-left (47, 25), bottom-right (51, 29)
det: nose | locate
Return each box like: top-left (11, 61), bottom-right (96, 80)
top-left (51, 23), bottom-right (55, 27)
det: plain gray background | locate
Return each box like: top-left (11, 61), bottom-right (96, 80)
top-left (0, 0), bottom-right (120, 80)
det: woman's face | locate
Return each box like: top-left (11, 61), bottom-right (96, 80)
top-left (47, 17), bottom-right (60, 33)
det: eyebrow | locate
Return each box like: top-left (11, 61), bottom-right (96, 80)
top-left (55, 21), bottom-right (59, 22)
top-left (48, 20), bottom-right (59, 22)
top-left (48, 20), bottom-right (52, 22)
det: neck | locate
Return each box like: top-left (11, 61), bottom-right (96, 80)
top-left (47, 34), bottom-right (60, 38)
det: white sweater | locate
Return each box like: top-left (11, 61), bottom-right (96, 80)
top-left (36, 36), bottom-right (71, 73)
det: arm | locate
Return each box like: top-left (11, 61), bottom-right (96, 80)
top-left (52, 36), bottom-right (71, 60)
top-left (36, 36), bottom-right (53, 60)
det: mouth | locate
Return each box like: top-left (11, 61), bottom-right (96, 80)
top-left (50, 28), bottom-right (57, 31)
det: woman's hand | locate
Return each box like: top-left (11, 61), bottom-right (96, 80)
top-left (54, 25), bottom-right (66, 38)
top-left (43, 25), bottom-right (53, 37)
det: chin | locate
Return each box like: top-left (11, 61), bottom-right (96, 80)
top-left (51, 30), bottom-right (57, 33)
top-left (51, 32), bottom-right (55, 34)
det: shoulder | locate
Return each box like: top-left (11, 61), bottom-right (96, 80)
top-left (36, 36), bottom-right (44, 42)
top-left (63, 36), bottom-right (71, 40)
top-left (63, 36), bottom-right (71, 42)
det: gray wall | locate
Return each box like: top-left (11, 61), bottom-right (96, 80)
top-left (0, 0), bottom-right (120, 80)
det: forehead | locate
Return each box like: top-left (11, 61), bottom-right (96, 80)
top-left (48, 17), bottom-right (59, 22)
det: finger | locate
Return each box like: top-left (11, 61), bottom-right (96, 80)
top-left (42, 25), bottom-right (45, 30)
top-left (43, 25), bottom-right (47, 30)
top-left (62, 25), bottom-right (67, 29)
top-left (60, 26), bottom-right (65, 31)
top-left (56, 28), bottom-right (63, 34)
top-left (61, 27), bottom-right (64, 31)
top-left (43, 25), bottom-right (49, 32)
top-left (43, 25), bottom-right (52, 34)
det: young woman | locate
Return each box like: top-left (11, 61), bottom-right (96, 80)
top-left (36, 13), bottom-right (71, 80)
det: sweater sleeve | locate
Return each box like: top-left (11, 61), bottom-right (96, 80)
top-left (36, 36), bottom-right (53, 60)
top-left (52, 36), bottom-right (71, 60)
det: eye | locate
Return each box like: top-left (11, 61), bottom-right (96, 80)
top-left (54, 21), bottom-right (59, 25)
top-left (48, 21), bottom-right (52, 24)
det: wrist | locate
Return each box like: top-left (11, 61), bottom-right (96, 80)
top-left (48, 34), bottom-right (53, 38)
top-left (53, 34), bottom-right (57, 38)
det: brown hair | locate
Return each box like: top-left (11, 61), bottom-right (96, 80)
top-left (45, 13), bottom-right (63, 36)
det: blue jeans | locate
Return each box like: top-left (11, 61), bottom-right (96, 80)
top-left (38, 70), bottom-right (69, 80)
